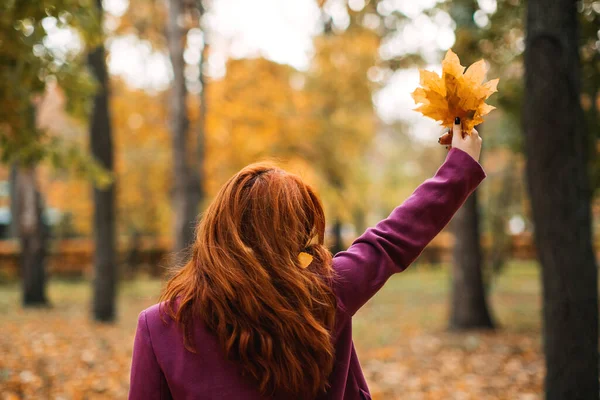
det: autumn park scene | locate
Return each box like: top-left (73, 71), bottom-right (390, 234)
top-left (1, 0), bottom-right (599, 399)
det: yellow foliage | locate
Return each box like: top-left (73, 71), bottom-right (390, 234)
top-left (32, 27), bottom-right (382, 240)
top-left (303, 27), bottom-right (380, 222)
top-left (205, 58), bottom-right (307, 196)
top-left (205, 25), bottom-right (380, 228)
top-left (411, 49), bottom-right (499, 135)
top-left (111, 80), bottom-right (172, 235)
top-left (37, 80), bottom-right (173, 236)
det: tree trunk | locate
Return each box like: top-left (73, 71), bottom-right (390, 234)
top-left (195, 25), bottom-right (208, 211)
top-left (331, 219), bottom-right (344, 255)
top-left (524, 1), bottom-right (598, 399)
top-left (167, 0), bottom-right (201, 255)
top-left (15, 166), bottom-right (48, 307)
top-left (447, 1), bottom-right (496, 331)
top-left (89, 0), bottom-right (117, 322)
top-left (449, 189), bottom-right (495, 329)
top-left (487, 163), bottom-right (516, 277)
top-left (9, 165), bottom-right (19, 238)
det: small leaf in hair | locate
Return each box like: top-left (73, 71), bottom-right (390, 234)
top-left (298, 252), bottom-right (314, 268)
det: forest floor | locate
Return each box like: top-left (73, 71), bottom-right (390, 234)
top-left (0, 261), bottom-right (543, 400)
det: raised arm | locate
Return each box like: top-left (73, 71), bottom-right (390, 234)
top-left (333, 126), bottom-right (484, 316)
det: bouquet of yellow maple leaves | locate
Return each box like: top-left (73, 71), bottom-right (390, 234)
top-left (411, 49), bottom-right (499, 141)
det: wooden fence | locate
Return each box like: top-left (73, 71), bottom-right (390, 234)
top-left (0, 232), bottom-right (543, 280)
top-left (0, 236), bottom-right (172, 280)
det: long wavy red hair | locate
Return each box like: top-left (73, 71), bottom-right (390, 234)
top-left (160, 162), bottom-right (337, 398)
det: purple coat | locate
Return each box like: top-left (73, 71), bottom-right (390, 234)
top-left (129, 148), bottom-right (486, 400)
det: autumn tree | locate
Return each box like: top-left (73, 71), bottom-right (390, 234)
top-left (302, 13), bottom-right (379, 253)
top-left (446, 0), bottom-right (495, 330)
top-left (524, 0), bottom-right (598, 398)
top-left (166, 0), bottom-right (206, 255)
top-left (111, 81), bottom-right (172, 237)
top-left (111, 0), bottom-right (210, 253)
top-left (579, 0), bottom-right (600, 190)
top-left (445, 0), bottom-right (599, 329)
top-left (195, 1), bottom-right (209, 215)
top-left (205, 57), bottom-right (306, 189)
top-left (0, 1), bottom-right (99, 306)
top-left (471, 0), bottom-right (526, 281)
top-left (204, 37), bottom-right (379, 251)
top-left (88, 0), bottom-right (117, 322)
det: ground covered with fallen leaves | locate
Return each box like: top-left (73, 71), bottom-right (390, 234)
top-left (1, 262), bottom-right (543, 399)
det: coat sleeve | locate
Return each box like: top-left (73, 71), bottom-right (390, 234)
top-left (129, 310), bottom-right (170, 400)
top-left (332, 148), bottom-right (486, 316)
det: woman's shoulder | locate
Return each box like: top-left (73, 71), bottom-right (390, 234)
top-left (142, 302), bottom-right (162, 316)
top-left (138, 302), bottom-right (174, 331)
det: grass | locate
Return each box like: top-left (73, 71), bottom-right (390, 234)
top-left (0, 261), bottom-right (545, 399)
top-left (354, 261), bottom-right (542, 353)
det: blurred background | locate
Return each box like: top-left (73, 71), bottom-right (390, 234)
top-left (0, 0), bottom-right (599, 399)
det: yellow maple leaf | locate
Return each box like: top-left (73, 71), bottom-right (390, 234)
top-left (411, 49), bottom-right (499, 136)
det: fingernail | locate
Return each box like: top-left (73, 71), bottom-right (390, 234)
top-left (454, 117), bottom-right (460, 125)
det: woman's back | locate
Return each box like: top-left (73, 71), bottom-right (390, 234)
top-left (133, 291), bottom-right (363, 399)
top-left (129, 132), bottom-right (485, 399)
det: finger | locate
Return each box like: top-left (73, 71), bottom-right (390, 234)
top-left (438, 131), bottom-right (452, 145)
top-left (452, 117), bottom-right (462, 139)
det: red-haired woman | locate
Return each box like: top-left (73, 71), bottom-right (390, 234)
top-left (129, 119), bottom-right (483, 399)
